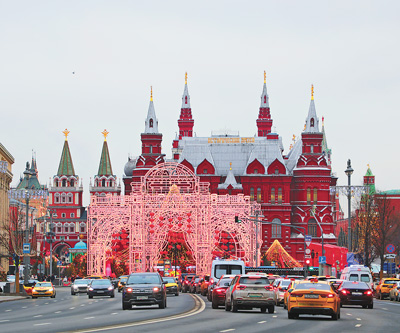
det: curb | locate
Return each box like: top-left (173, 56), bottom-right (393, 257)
top-left (0, 296), bottom-right (29, 303)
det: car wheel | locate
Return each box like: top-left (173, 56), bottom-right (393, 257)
top-left (122, 302), bottom-right (131, 310)
top-left (32, 296), bottom-right (37, 299)
top-left (331, 312), bottom-right (339, 320)
top-left (51, 294), bottom-right (56, 298)
top-left (379, 293), bottom-right (383, 300)
top-left (212, 300), bottom-right (219, 309)
top-left (89, 295), bottom-right (93, 299)
top-left (159, 298), bottom-right (166, 309)
top-left (71, 291), bottom-right (75, 296)
top-left (175, 292), bottom-right (179, 296)
top-left (362, 304), bottom-right (367, 308)
top-left (111, 293), bottom-right (115, 298)
top-left (260, 307), bottom-right (266, 313)
top-left (283, 303), bottom-right (287, 310)
top-left (368, 303), bottom-right (373, 309)
top-left (268, 305), bottom-right (275, 314)
top-left (231, 301), bottom-right (238, 312)
top-left (225, 300), bottom-right (231, 311)
top-left (288, 311), bottom-right (294, 319)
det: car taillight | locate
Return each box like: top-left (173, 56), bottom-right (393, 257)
top-left (341, 290), bottom-right (349, 295)
top-left (327, 293), bottom-right (334, 298)
top-left (264, 285), bottom-right (272, 291)
top-left (214, 288), bottom-right (225, 293)
top-left (210, 278), bottom-right (214, 284)
top-left (279, 287), bottom-right (284, 292)
top-left (291, 292), bottom-right (303, 297)
top-left (364, 290), bottom-right (373, 295)
top-left (126, 287), bottom-right (133, 293)
top-left (237, 285), bottom-right (246, 290)
top-left (185, 281), bottom-right (188, 284)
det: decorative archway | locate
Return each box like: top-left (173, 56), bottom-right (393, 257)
top-left (87, 162), bottom-right (261, 276)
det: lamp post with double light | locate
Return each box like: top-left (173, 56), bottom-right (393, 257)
top-left (345, 159), bottom-right (354, 251)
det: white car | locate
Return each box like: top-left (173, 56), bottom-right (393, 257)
top-left (273, 279), bottom-right (291, 306)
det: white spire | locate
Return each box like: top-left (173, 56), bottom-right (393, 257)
top-left (304, 85), bottom-right (320, 133)
top-left (181, 72), bottom-right (191, 108)
top-left (260, 71), bottom-right (269, 108)
top-left (144, 86), bottom-right (159, 133)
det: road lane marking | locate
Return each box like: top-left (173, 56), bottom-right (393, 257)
top-left (70, 307), bottom-right (75, 309)
top-left (258, 321), bottom-right (267, 323)
top-left (220, 330), bottom-right (235, 332)
top-left (272, 315), bottom-right (277, 318)
top-left (111, 313), bottom-right (118, 315)
top-left (0, 320), bottom-right (10, 322)
top-left (63, 294), bottom-right (205, 333)
top-left (346, 313), bottom-right (352, 316)
top-left (382, 307), bottom-right (388, 310)
top-left (34, 315), bottom-right (43, 317)
top-left (22, 306), bottom-right (27, 309)
top-left (81, 304), bottom-right (86, 306)
top-left (45, 302), bottom-right (49, 304)
top-left (356, 318), bottom-right (361, 321)
top-left (355, 324), bottom-right (362, 328)
top-left (85, 317), bottom-right (95, 320)
top-left (5, 309), bottom-right (11, 312)
top-left (34, 323), bottom-right (51, 326)
top-left (55, 311), bottom-right (61, 313)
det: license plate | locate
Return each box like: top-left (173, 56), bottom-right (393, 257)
top-left (97, 291), bottom-right (104, 293)
top-left (137, 296), bottom-right (148, 300)
top-left (248, 293), bottom-right (262, 297)
top-left (352, 292), bottom-right (362, 296)
top-left (305, 294), bottom-right (319, 299)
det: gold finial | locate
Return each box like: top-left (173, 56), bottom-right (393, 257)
top-left (367, 164), bottom-right (370, 169)
top-left (304, 123), bottom-right (306, 130)
top-left (311, 84), bottom-right (314, 100)
top-left (63, 128), bottom-right (70, 141)
top-left (101, 129), bottom-right (109, 141)
top-left (264, 70), bottom-right (266, 84)
top-left (230, 162), bottom-right (232, 171)
top-left (322, 116), bottom-right (324, 127)
top-left (150, 86), bottom-right (153, 101)
top-left (292, 134), bottom-right (296, 143)
top-left (185, 72), bottom-right (188, 85)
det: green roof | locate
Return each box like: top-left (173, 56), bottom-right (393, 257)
top-left (97, 140), bottom-right (113, 176)
top-left (365, 167), bottom-right (374, 177)
top-left (381, 189), bottom-right (400, 195)
top-left (57, 140), bottom-right (75, 176)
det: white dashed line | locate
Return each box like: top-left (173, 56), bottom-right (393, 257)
top-left (5, 310), bottom-right (11, 312)
top-left (22, 306), bottom-right (27, 309)
top-left (35, 305), bottom-right (39, 307)
top-left (0, 320), bottom-right (10, 323)
top-left (272, 315), bottom-right (277, 318)
top-left (69, 307), bottom-right (75, 309)
top-left (84, 317), bottom-right (95, 320)
top-left (382, 308), bottom-right (388, 310)
top-left (356, 318), bottom-right (361, 321)
top-left (34, 315), bottom-right (42, 318)
top-left (34, 323), bottom-right (51, 326)
top-left (355, 324), bottom-right (362, 328)
top-left (55, 311), bottom-right (61, 313)
top-left (347, 313), bottom-right (352, 316)
top-left (258, 320), bottom-right (267, 323)
top-left (111, 313), bottom-right (118, 315)
top-left (220, 330), bottom-right (235, 333)
top-left (44, 302), bottom-right (49, 304)
top-left (81, 304), bottom-right (85, 306)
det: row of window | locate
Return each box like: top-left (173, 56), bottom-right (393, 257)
top-left (54, 193), bottom-right (74, 204)
top-left (40, 222), bottom-right (86, 234)
top-left (54, 179), bottom-right (75, 187)
top-left (307, 188), bottom-right (318, 205)
top-left (94, 179), bottom-right (115, 187)
top-left (249, 187), bottom-right (283, 204)
top-left (264, 218), bottom-right (318, 239)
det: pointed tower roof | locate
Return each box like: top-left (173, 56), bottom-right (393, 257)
top-left (144, 86), bottom-right (159, 134)
top-left (218, 163), bottom-right (243, 189)
top-left (181, 72), bottom-right (191, 108)
top-left (304, 85), bottom-right (320, 133)
top-left (260, 70), bottom-right (269, 108)
top-left (321, 117), bottom-right (331, 154)
top-left (97, 129), bottom-right (113, 176)
top-left (57, 129), bottom-right (76, 176)
top-left (364, 164), bottom-right (376, 195)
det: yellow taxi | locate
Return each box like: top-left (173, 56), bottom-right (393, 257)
top-left (283, 279), bottom-right (301, 309)
top-left (31, 282), bottom-right (56, 299)
top-left (118, 275), bottom-right (129, 292)
top-left (287, 279), bottom-right (340, 320)
top-left (376, 278), bottom-right (400, 300)
top-left (163, 276), bottom-right (179, 296)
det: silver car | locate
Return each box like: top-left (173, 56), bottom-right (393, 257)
top-left (71, 279), bottom-right (90, 295)
top-left (274, 279), bottom-right (291, 306)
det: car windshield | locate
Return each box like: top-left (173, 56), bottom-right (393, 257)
top-left (296, 283), bottom-right (331, 291)
top-left (163, 278), bottom-right (175, 283)
top-left (128, 275), bottom-right (161, 284)
top-left (239, 277), bottom-right (269, 285)
top-left (217, 278), bottom-right (233, 287)
top-left (120, 277), bottom-right (128, 281)
top-left (384, 280), bottom-right (400, 284)
top-left (360, 274), bottom-right (370, 282)
top-left (36, 283), bottom-right (52, 287)
top-left (75, 279), bottom-right (89, 285)
top-left (214, 264), bottom-right (243, 279)
top-left (280, 280), bottom-right (291, 287)
top-left (91, 280), bottom-right (111, 286)
top-left (342, 282), bottom-right (368, 289)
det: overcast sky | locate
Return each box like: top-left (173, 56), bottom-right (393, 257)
top-left (1, 1), bottom-right (399, 208)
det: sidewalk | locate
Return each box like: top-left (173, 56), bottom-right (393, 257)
top-left (0, 295), bottom-right (29, 303)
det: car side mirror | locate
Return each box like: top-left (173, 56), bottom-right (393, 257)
top-left (288, 289), bottom-right (293, 293)
top-left (162, 281), bottom-right (167, 284)
top-left (205, 276), bottom-right (209, 282)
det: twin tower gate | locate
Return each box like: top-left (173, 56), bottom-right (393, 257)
top-left (87, 162), bottom-right (261, 276)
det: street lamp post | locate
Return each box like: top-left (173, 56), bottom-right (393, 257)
top-left (310, 205), bottom-right (324, 275)
top-left (345, 159), bottom-right (354, 252)
top-left (23, 166), bottom-right (35, 285)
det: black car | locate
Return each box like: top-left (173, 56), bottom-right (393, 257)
top-left (87, 279), bottom-right (115, 298)
top-left (338, 281), bottom-right (373, 308)
top-left (122, 272), bottom-right (167, 310)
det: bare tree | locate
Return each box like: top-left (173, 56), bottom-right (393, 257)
top-left (372, 193), bottom-right (400, 276)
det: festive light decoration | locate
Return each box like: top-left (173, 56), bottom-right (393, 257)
top-left (264, 239), bottom-right (302, 268)
top-left (87, 162), bottom-right (261, 275)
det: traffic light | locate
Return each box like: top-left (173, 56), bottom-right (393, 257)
top-left (305, 259), bottom-right (311, 266)
top-left (235, 215), bottom-right (239, 223)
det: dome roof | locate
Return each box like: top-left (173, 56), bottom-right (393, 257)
top-left (124, 157), bottom-right (136, 176)
top-left (72, 240), bottom-right (87, 250)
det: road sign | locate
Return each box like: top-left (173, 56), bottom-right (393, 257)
top-left (57, 260), bottom-right (62, 266)
top-left (305, 235), bottom-right (312, 247)
top-left (386, 244), bottom-right (396, 253)
top-left (385, 254), bottom-right (396, 259)
top-left (305, 254), bottom-right (311, 259)
top-left (318, 256), bottom-right (326, 264)
top-left (23, 243), bottom-right (30, 254)
top-left (293, 267), bottom-right (303, 271)
top-left (305, 248), bottom-right (311, 255)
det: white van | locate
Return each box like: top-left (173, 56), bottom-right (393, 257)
top-left (210, 259), bottom-right (245, 284)
top-left (340, 265), bottom-right (373, 289)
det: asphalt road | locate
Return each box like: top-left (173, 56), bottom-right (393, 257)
top-left (0, 287), bottom-right (399, 333)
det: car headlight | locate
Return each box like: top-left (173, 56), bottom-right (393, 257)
top-left (108, 286), bottom-right (114, 290)
top-left (88, 287), bottom-right (94, 291)
top-left (48, 288), bottom-right (54, 292)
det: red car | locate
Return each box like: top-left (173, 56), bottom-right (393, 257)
top-left (211, 275), bottom-right (235, 309)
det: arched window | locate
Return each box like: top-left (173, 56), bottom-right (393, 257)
top-left (70, 179), bottom-right (74, 187)
top-left (63, 223), bottom-right (69, 233)
top-left (310, 118), bottom-right (314, 127)
top-left (62, 179), bottom-right (66, 187)
top-left (308, 218), bottom-right (317, 237)
top-left (55, 180), bottom-right (58, 187)
top-left (149, 118), bottom-right (153, 128)
top-left (67, 193), bottom-right (73, 203)
top-left (264, 95), bottom-right (267, 104)
top-left (109, 180), bottom-right (113, 187)
top-left (69, 223), bottom-right (75, 233)
top-left (80, 222), bottom-right (86, 233)
top-left (313, 188), bottom-right (318, 204)
top-left (271, 188), bottom-right (275, 204)
top-left (149, 145), bottom-right (153, 153)
top-left (272, 218), bottom-right (281, 238)
top-left (257, 188), bottom-right (262, 202)
top-left (102, 179), bottom-right (106, 187)
top-left (185, 96), bottom-right (188, 104)
top-left (55, 193), bottom-right (60, 203)
top-left (254, 169), bottom-right (258, 174)
top-left (250, 187), bottom-right (254, 201)
top-left (61, 193), bottom-right (67, 203)
top-left (310, 144), bottom-right (314, 153)
top-left (56, 223), bottom-right (62, 233)
top-left (307, 188), bottom-right (311, 205)
top-left (278, 188), bottom-right (282, 204)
